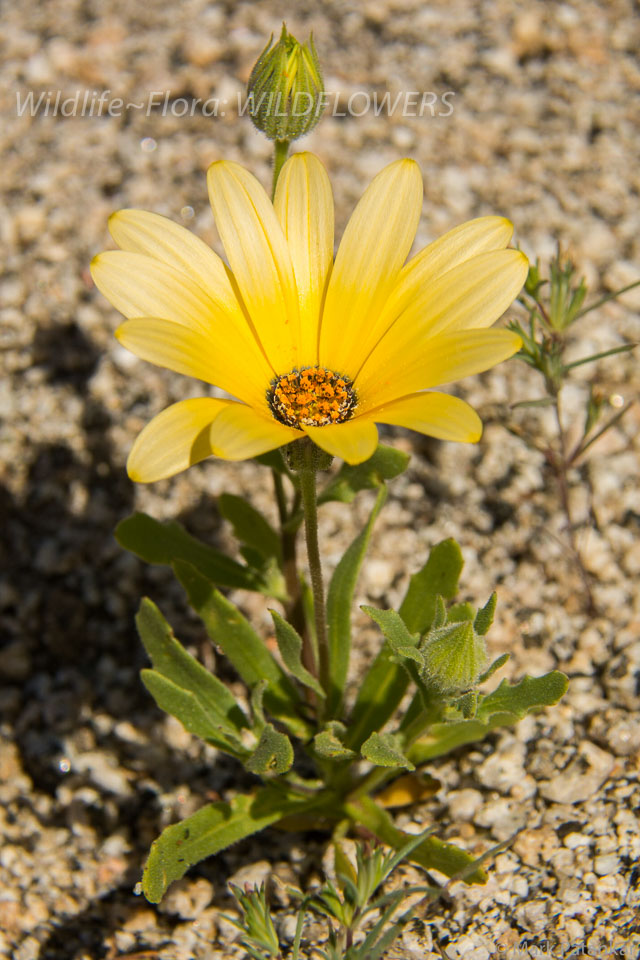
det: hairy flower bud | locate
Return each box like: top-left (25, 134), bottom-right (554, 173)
top-left (247, 23), bottom-right (324, 141)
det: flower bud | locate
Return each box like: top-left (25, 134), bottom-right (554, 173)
top-left (421, 619), bottom-right (489, 696)
top-left (247, 23), bottom-right (324, 141)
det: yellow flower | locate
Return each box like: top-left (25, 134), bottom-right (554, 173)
top-left (91, 153), bottom-right (527, 482)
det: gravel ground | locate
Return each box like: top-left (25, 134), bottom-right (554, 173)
top-left (1, 1), bottom-right (639, 958)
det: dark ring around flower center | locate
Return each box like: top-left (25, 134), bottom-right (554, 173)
top-left (267, 366), bottom-right (357, 428)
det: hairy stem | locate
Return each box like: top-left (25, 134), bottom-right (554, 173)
top-left (298, 442), bottom-right (329, 697)
top-left (271, 139), bottom-right (290, 199)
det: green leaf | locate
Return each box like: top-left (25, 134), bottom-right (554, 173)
top-left (361, 732), bottom-right (415, 771)
top-left (218, 494), bottom-right (282, 564)
top-left (136, 599), bottom-right (250, 743)
top-left (347, 540), bottom-right (463, 748)
top-left (141, 670), bottom-right (248, 756)
top-left (473, 592), bottom-right (497, 636)
top-left (116, 512), bottom-right (262, 591)
top-left (254, 449), bottom-right (288, 473)
top-left (399, 538), bottom-right (464, 635)
top-left (345, 797), bottom-right (485, 884)
top-left (325, 484), bottom-right (387, 717)
top-left (142, 785), bottom-right (324, 902)
top-left (245, 723), bottom-right (294, 777)
top-left (477, 671), bottom-right (569, 720)
top-left (407, 671), bottom-right (569, 764)
top-left (174, 560), bottom-right (311, 740)
top-left (269, 610), bottom-right (325, 697)
top-left (361, 607), bottom-right (422, 663)
top-left (318, 444), bottom-right (409, 504)
top-left (313, 722), bottom-right (357, 760)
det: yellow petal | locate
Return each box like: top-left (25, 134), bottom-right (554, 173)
top-left (207, 160), bottom-right (300, 372)
top-left (369, 216), bottom-right (515, 349)
top-left (108, 209), bottom-right (240, 315)
top-left (208, 403), bottom-right (301, 460)
top-left (358, 250), bottom-right (528, 378)
top-left (370, 391), bottom-right (482, 443)
top-left (274, 153), bottom-right (334, 365)
top-left (357, 328), bottom-right (522, 410)
top-left (91, 250), bottom-right (217, 334)
top-left (115, 318), bottom-right (269, 407)
top-left (303, 418), bottom-right (379, 465)
top-left (319, 158), bottom-right (423, 376)
top-left (127, 397), bottom-right (233, 482)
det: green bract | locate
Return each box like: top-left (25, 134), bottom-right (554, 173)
top-left (247, 23), bottom-right (324, 141)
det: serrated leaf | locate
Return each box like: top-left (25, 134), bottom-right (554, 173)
top-left (245, 723), bottom-right (294, 776)
top-left (270, 610), bottom-right (325, 697)
top-left (325, 484), bottom-right (387, 717)
top-left (116, 512), bottom-right (261, 591)
top-left (313, 722), bottom-right (357, 760)
top-left (345, 797), bottom-right (485, 884)
top-left (174, 561), bottom-right (311, 740)
top-left (477, 671), bottom-right (569, 720)
top-left (361, 732), bottom-right (415, 771)
top-left (141, 670), bottom-right (248, 756)
top-left (218, 493), bottom-right (282, 564)
top-left (407, 671), bottom-right (569, 764)
top-left (318, 444), bottom-right (409, 504)
top-left (347, 540), bottom-right (463, 748)
top-left (136, 599), bottom-right (250, 740)
top-left (361, 607), bottom-right (422, 663)
top-left (142, 786), bottom-right (323, 902)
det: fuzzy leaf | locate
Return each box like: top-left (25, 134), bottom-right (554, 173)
top-left (408, 671), bottom-right (569, 764)
top-left (319, 444), bottom-right (409, 504)
top-left (218, 493), bottom-right (282, 563)
top-left (361, 607), bottom-right (422, 663)
top-left (474, 592), bottom-right (497, 635)
top-left (174, 561), bottom-right (311, 740)
top-left (361, 732), bottom-right (415, 771)
top-left (477, 671), bottom-right (569, 720)
top-left (142, 786), bottom-right (322, 902)
top-left (141, 670), bottom-right (248, 756)
top-left (347, 540), bottom-right (463, 748)
top-left (136, 599), bottom-right (250, 742)
top-left (345, 797), bottom-right (485, 884)
top-left (314, 722), bottom-right (357, 760)
top-left (270, 610), bottom-right (325, 697)
top-left (116, 512), bottom-right (261, 591)
top-left (245, 723), bottom-right (294, 776)
top-left (325, 485), bottom-right (387, 717)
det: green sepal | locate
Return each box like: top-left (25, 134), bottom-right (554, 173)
top-left (347, 540), bottom-right (463, 749)
top-left (318, 444), bottom-right (409, 504)
top-left (174, 560), bottom-right (311, 740)
top-left (313, 722), bottom-right (357, 760)
top-left (345, 797), bottom-right (486, 884)
top-left (361, 732), bottom-right (415, 771)
top-left (325, 484), bottom-right (387, 717)
top-left (407, 670), bottom-right (569, 764)
top-left (135, 599), bottom-right (250, 751)
top-left (474, 592), bottom-right (497, 635)
top-left (116, 512), bottom-right (262, 592)
top-left (142, 785), bottom-right (325, 903)
top-left (477, 652), bottom-right (510, 685)
top-left (245, 723), bottom-right (294, 777)
top-left (269, 609), bottom-right (325, 697)
top-left (218, 493), bottom-right (282, 564)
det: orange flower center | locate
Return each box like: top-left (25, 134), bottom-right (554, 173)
top-left (268, 367), bottom-right (357, 428)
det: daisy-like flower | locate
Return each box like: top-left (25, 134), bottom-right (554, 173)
top-left (91, 153), bottom-right (527, 482)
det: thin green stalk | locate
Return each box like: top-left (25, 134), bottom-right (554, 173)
top-left (298, 443), bottom-right (329, 698)
top-left (271, 139), bottom-right (290, 198)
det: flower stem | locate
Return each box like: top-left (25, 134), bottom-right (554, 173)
top-left (297, 441), bottom-right (330, 699)
top-left (271, 139), bottom-right (290, 199)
